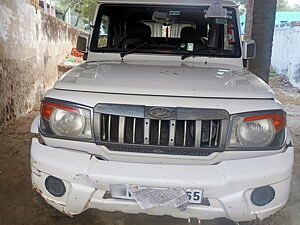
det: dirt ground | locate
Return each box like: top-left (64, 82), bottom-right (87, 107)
top-left (0, 76), bottom-right (299, 225)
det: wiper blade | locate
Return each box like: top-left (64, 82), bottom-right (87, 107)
top-left (181, 47), bottom-right (219, 60)
top-left (120, 41), bottom-right (149, 58)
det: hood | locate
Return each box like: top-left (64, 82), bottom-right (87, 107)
top-left (54, 61), bottom-right (274, 99)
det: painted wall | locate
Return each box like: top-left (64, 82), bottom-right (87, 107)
top-left (0, 0), bottom-right (82, 131)
top-left (240, 12), bottom-right (300, 35)
top-left (271, 22), bottom-right (300, 87)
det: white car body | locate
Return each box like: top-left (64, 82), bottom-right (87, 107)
top-left (30, 0), bottom-right (294, 222)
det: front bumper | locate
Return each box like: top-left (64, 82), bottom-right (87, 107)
top-left (30, 138), bottom-right (293, 222)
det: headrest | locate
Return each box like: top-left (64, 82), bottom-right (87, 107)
top-left (180, 27), bottom-right (198, 42)
top-left (126, 23), bottom-right (151, 38)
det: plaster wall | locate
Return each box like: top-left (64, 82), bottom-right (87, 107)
top-left (0, 0), bottom-right (82, 131)
top-left (272, 22), bottom-right (300, 87)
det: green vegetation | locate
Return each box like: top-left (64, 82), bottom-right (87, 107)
top-left (269, 67), bottom-right (281, 78)
top-left (53, 0), bottom-right (97, 24)
top-left (52, 0), bottom-right (81, 21)
top-left (79, 0), bottom-right (97, 21)
top-left (232, 0), bottom-right (300, 13)
top-left (53, 0), bottom-right (300, 25)
top-left (277, 0), bottom-right (300, 12)
top-left (270, 71), bottom-right (281, 77)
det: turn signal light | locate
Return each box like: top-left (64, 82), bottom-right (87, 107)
top-left (244, 113), bottom-right (286, 132)
top-left (41, 102), bottom-right (80, 120)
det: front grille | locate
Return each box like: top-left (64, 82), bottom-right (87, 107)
top-left (94, 104), bottom-right (229, 156)
top-left (98, 143), bottom-right (214, 156)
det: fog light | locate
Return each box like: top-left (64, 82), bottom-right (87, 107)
top-left (251, 186), bottom-right (275, 206)
top-left (45, 176), bottom-right (66, 197)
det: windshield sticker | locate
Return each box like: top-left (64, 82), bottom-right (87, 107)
top-left (204, 10), bottom-right (232, 19)
top-left (216, 18), bottom-right (227, 24)
top-left (187, 43), bottom-right (194, 51)
top-left (169, 11), bottom-right (180, 16)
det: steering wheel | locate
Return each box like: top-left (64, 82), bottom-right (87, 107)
top-left (119, 36), bottom-right (146, 49)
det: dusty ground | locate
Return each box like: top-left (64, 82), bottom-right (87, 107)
top-left (0, 76), bottom-right (299, 225)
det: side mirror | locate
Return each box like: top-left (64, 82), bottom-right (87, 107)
top-left (77, 33), bottom-right (89, 53)
top-left (243, 39), bottom-right (256, 60)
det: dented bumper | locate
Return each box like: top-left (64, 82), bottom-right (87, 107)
top-left (30, 138), bottom-right (293, 222)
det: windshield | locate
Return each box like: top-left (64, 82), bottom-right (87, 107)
top-left (90, 4), bottom-right (241, 58)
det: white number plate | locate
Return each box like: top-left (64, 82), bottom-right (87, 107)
top-left (110, 185), bottom-right (203, 205)
top-left (186, 189), bottom-right (203, 204)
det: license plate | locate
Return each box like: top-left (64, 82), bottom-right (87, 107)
top-left (186, 189), bottom-right (203, 204)
top-left (110, 185), bottom-right (203, 204)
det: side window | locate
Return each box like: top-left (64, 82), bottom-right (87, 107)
top-left (224, 10), bottom-right (236, 51)
top-left (208, 17), bottom-right (236, 51)
top-left (98, 15), bottom-right (110, 48)
top-left (224, 21), bottom-right (236, 51)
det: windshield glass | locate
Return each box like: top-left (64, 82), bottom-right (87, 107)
top-left (90, 4), bottom-right (241, 58)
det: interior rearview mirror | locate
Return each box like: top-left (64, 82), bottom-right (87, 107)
top-left (243, 40), bottom-right (256, 60)
top-left (76, 33), bottom-right (89, 53)
top-left (152, 11), bottom-right (179, 25)
top-left (153, 11), bottom-right (168, 20)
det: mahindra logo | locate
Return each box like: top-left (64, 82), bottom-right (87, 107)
top-left (148, 108), bottom-right (173, 119)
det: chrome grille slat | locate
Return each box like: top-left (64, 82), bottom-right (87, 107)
top-left (101, 114), bottom-right (106, 140)
top-left (132, 118), bottom-right (136, 144)
top-left (183, 120), bottom-right (187, 147)
top-left (94, 113), bottom-right (101, 141)
top-left (108, 115), bottom-right (111, 141)
top-left (215, 121), bottom-right (220, 146)
top-left (209, 120), bottom-right (213, 147)
top-left (144, 119), bottom-right (150, 145)
top-left (195, 120), bottom-right (202, 148)
top-left (158, 120), bottom-right (161, 145)
top-left (118, 116), bottom-right (125, 143)
top-left (169, 120), bottom-right (176, 146)
top-left (95, 105), bottom-right (228, 156)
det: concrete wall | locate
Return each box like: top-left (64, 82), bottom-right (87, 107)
top-left (0, 0), bottom-right (82, 132)
top-left (271, 22), bottom-right (300, 88)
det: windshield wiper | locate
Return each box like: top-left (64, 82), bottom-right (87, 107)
top-left (120, 41), bottom-right (150, 58)
top-left (181, 47), bottom-right (219, 60)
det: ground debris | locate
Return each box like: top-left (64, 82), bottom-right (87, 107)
top-left (270, 75), bottom-right (300, 105)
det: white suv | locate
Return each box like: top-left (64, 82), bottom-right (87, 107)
top-left (30, 0), bottom-right (294, 223)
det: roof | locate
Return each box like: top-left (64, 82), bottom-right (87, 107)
top-left (98, 0), bottom-right (237, 7)
top-left (240, 12), bottom-right (300, 34)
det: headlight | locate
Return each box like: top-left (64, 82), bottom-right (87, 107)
top-left (40, 100), bottom-right (92, 140)
top-left (229, 112), bottom-right (286, 149)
